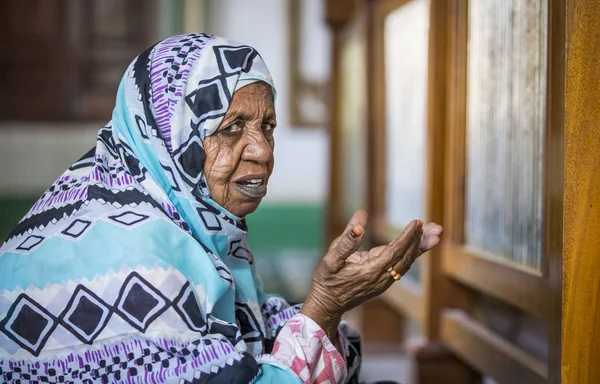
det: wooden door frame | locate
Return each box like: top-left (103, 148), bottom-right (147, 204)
top-left (440, 0), bottom-right (566, 382)
top-left (562, 0), bottom-right (600, 382)
top-left (546, 0), bottom-right (565, 382)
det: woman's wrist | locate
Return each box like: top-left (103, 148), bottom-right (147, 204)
top-left (300, 292), bottom-right (342, 342)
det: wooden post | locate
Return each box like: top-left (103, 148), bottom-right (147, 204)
top-left (562, 0), bottom-right (600, 382)
top-left (325, 0), bottom-right (355, 244)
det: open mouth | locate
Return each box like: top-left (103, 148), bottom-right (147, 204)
top-left (234, 177), bottom-right (267, 199)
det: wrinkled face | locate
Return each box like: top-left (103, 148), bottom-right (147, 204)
top-left (203, 81), bottom-right (276, 217)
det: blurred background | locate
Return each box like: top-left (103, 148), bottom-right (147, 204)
top-left (0, 0), bottom-right (586, 383)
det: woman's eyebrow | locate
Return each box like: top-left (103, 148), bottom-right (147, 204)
top-left (225, 109), bottom-right (276, 121)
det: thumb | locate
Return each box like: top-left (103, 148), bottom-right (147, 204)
top-left (329, 210), bottom-right (368, 251)
top-left (325, 224), bottom-right (365, 271)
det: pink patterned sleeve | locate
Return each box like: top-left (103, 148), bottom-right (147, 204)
top-left (268, 313), bottom-right (348, 384)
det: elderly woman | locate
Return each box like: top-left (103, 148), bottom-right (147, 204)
top-left (0, 34), bottom-right (441, 383)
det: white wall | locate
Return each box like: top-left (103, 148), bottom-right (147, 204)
top-left (0, 124), bottom-right (100, 195)
top-left (0, 0), bottom-right (330, 203)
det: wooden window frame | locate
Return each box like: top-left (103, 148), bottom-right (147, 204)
top-left (366, 0), bottom-right (450, 335)
top-left (442, 0), bottom-right (563, 319)
top-left (288, 0), bottom-right (331, 128)
top-left (439, 0), bottom-right (565, 382)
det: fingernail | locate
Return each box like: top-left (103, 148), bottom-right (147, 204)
top-left (350, 226), bottom-right (362, 239)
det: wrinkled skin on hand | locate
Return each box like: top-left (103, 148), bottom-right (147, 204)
top-left (300, 210), bottom-right (443, 341)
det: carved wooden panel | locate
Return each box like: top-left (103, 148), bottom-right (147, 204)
top-left (0, 0), bottom-right (157, 121)
top-left (0, 0), bottom-right (71, 119)
top-left (74, 0), bottom-right (157, 120)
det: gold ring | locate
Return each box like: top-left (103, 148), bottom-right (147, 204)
top-left (388, 267), bottom-right (400, 280)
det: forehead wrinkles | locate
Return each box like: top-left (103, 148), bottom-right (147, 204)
top-left (226, 84), bottom-right (275, 120)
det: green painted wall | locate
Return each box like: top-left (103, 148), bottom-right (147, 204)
top-left (0, 197), bottom-right (324, 253)
top-left (246, 204), bottom-right (324, 252)
top-left (0, 197), bottom-right (35, 241)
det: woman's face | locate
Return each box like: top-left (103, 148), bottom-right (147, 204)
top-left (203, 81), bottom-right (276, 217)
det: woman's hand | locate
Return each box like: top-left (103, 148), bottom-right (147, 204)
top-left (299, 210), bottom-right (442, 340)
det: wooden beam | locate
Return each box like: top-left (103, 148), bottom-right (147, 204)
top-left (442, 243), bottom-right (549, 318)
top-left (562, 0), bottom-right (600, 382)
top-left (443, 0), bottom-right (468, 245)
top-left (365, 0), bottom-right (388, 236)
top-left (441, 309), bottom-right (547, 384)
top-left (420, 0), bottom-right (449, 341)
top-left (546, 0), bottom-right (566, 382)
top-left (325, 0), bottom-right (355, 29)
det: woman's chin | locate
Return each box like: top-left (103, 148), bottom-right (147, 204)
top-left (228, 197), bottom-right (263, 218)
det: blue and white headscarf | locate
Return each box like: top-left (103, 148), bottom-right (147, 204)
top-left (0, 34), bottom-right (306, 383)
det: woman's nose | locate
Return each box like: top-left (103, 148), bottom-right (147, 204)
top-left (241, 132), bottom-right (273, 164)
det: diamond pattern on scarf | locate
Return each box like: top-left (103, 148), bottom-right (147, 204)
top-left (0, 294), bottom-right (58, 356)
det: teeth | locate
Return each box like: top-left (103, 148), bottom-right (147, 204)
top-left (238, 178), bottom-right (263, 187)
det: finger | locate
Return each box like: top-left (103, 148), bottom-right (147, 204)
top-left (420, 223), bottom-right (442, 252)
top-left (324, 222), bottom-right (366, 271)
top-left (422, 223), bottom-right (443, 237)
top-left (334, 224), bottom-right (365, 259)
top-left (378, 226), bottom-right (425, 287)
top-left (329, 209), bottom-right (369, 250)
top-left (390, 222), bottom-right (422, 262)
top-left (420, 234), bottom-right (441, 252)
top-left (368, 221), bottom-right (421, 270)
top-left (394, 234), bottom-right (423, 276)
top-left (389, 220), bottom-right (422, 246)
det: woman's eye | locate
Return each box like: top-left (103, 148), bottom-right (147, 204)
top-left (220, 122), bottom-right (243, 135)
top-left (261, 121), bottom-right (276, 135)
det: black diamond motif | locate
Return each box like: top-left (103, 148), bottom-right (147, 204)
top-left (71, 297), bottom-right (103, 334)
top-left (108, 211), bottom-right (149, 226)
top-left (186, 83), bottom-right (223, 119)
top-left (16, 235), bottom-right (45, 251)
top-left (224, 47), bottom-right (254, 72)
top-left (0, 294), bottom-right (57, 356)
top-left (12, 306), bottom-right (48, 345)
top-left (214, 45), bottom-right (257, 75)
top-left (177, 141), bottom-right (205, 179)
top-left (235, 302), bottom-right (264, 344)
top-left (61, 219), bottom-right (92, 239)
top-left (115, 272), bottom-right (170, 332)
top-left (123, 284), bottom-right (158, 323)
top-left (197, 208), bottom-right (222, 231)
top-left (60, 285), bottom-right (111, 344)
top-left (173, 282), bottom-right (206, 332)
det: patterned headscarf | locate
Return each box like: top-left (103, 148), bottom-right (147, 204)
top-left (3, 32), bottom-right (275, 261)
top-left (0, 34), bottom-right (295, 382)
